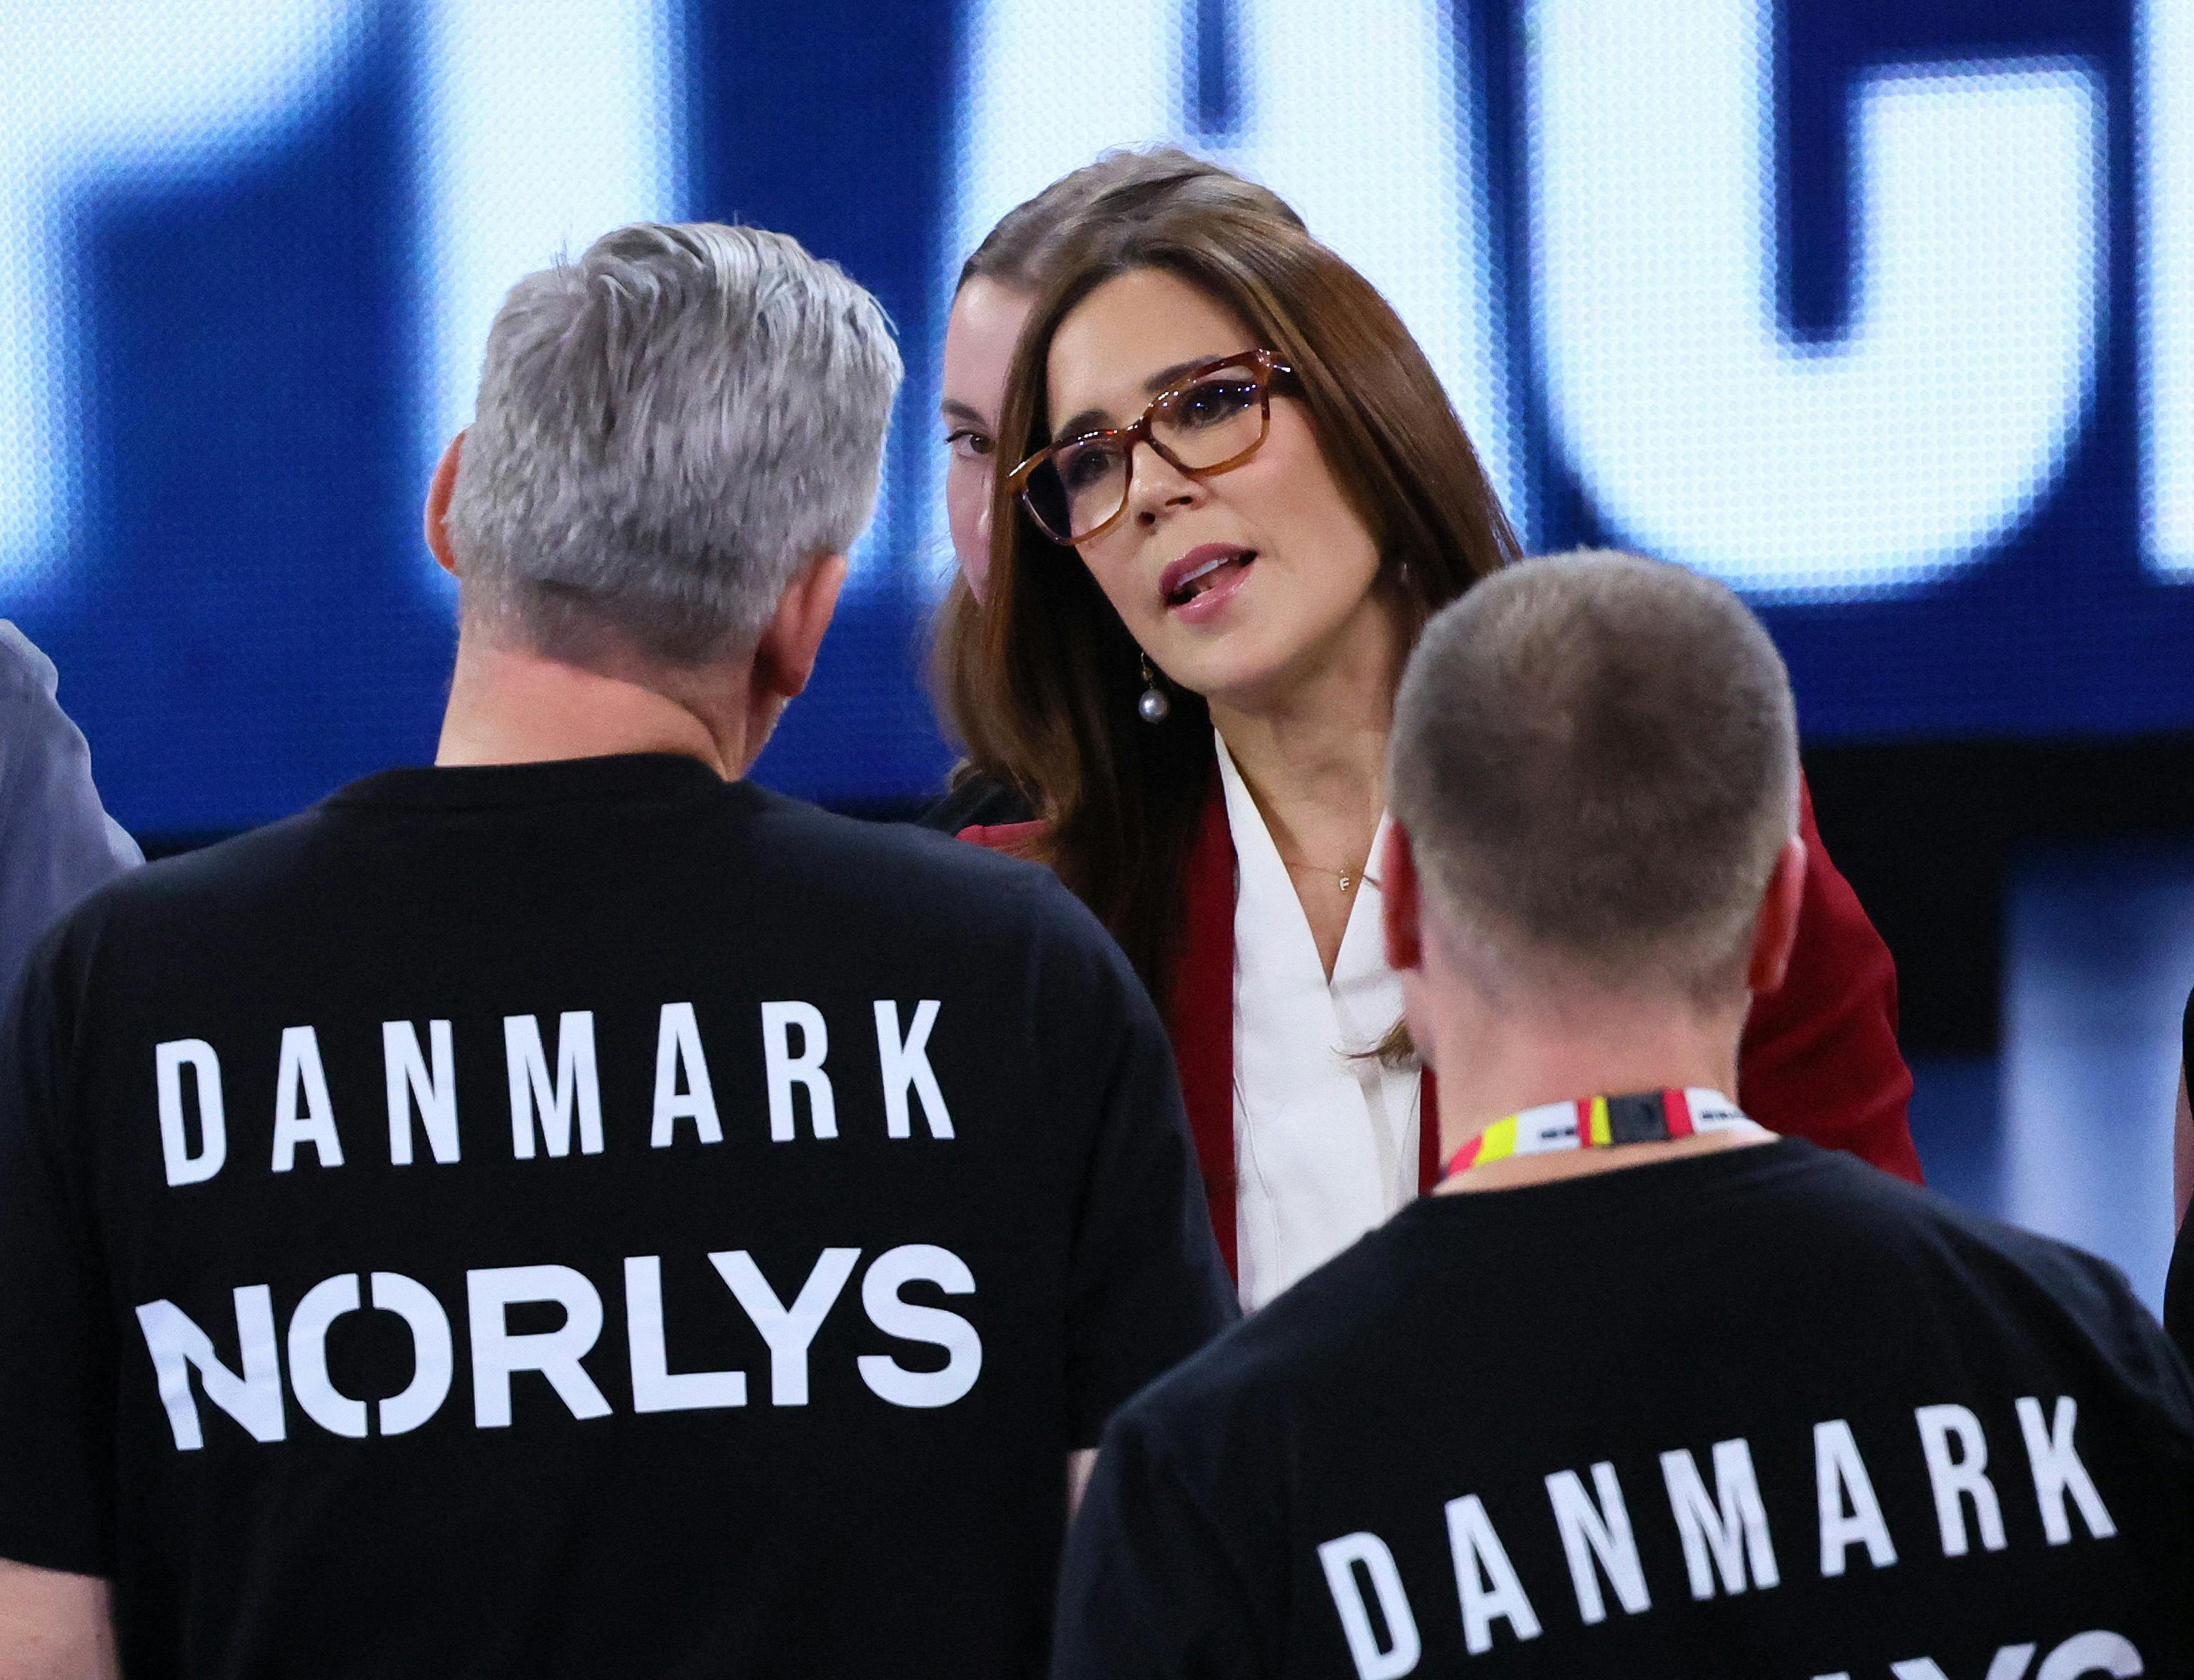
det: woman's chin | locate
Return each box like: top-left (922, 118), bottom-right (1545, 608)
top-left (1162, 611), bottom-right (1400, 722)
top-left (1164, 653), bottom-right (1302, 720)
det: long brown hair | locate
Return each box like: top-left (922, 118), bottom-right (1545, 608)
top-left (931, 149), bottom-right (1304, 788)
top-left (938, 196), bottom-right (1519, 1009)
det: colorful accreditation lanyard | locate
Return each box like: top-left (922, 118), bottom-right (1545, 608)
top-left (1441, 1088), bottom-right (1766, 1180)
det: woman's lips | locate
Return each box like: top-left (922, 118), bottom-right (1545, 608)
top-left (1159, 543), bottom-right (1255, 605)
top-left (1167, 553), bottom-right (1254, 623)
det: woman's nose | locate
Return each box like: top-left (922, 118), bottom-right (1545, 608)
top-left (1129, 441), bottom-right (1201, 523)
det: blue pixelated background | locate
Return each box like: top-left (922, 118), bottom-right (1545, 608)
top-left (4, 0), bottom-right (2187, 834)
top-left (9, 0), bottom-right (2194, 1302)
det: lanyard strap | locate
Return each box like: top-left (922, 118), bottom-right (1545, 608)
top-left (1441, 1088), bottom-right (1763, 1180)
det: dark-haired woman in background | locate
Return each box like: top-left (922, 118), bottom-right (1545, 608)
top-left (936, 161), bottom-right (1920, 1307)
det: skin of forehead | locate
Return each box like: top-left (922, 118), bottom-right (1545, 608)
top-left (1045, 270), bottom-right (1259, 443)
top-left (940, 276), bottom-right (1034, 435)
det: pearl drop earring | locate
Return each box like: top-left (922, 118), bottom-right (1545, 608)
top-left (1137, 653), bottom-right (1171, 724)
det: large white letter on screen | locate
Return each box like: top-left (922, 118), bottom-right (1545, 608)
top-left (2142, 0), bottom-right (2194, 578)
top-left (1529, 0), bottom-right (2101, 596)
top-left (0, 3), bottom-right (366, 583)
top-left (930, 0), bottom-right (1519, 596)
top-left (414, 0), bottom-right (682, 567)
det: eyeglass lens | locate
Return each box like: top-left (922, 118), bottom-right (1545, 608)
top-left (1023, 362), bottom-right (1271, 544)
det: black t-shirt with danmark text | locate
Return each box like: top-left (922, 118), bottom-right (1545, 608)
top-left (0, 753), bottom-right (1237, 1679)
top-left (1055, 1140), bottom-right (2194, 1679)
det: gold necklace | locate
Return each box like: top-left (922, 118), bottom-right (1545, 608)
top-left (1279, 856), bottom-right (1361, 893)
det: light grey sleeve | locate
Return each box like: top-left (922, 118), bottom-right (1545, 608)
top-left (0, 623), bottom-right (140, 999)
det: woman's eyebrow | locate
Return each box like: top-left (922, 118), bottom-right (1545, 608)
top-left (1143, 353), bottom-right (1224, 394)
top-left (1050, 404), bottom-right (1112, 442)
top-left (940, 398), bottom-right (987, 426)
top-left (1050, 354), bottom-right (1236, 442)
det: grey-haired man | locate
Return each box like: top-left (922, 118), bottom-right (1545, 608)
top-left (0, 222), bottom-right (1232, 1680)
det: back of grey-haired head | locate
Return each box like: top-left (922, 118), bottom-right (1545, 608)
top-left (1389, 550), bottom-right (1801, 1004)
top-left (445, 221), bottom-right (903, 663)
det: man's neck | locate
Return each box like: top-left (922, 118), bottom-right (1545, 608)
top-left (435, 629), bottom-right (752, 777)
top-left (1424, 992), bottom-right (1761, 1194)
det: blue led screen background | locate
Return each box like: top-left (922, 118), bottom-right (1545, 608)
top-left (3, 0), bottom-right (2189, 836)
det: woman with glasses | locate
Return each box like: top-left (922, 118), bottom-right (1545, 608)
top-left (922, 149), bottom-right (1301, 833)
top-left (937, 164), bottom-right (1921, 1309)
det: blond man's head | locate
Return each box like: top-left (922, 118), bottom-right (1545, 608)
top-left (1389, 550), bottom-right (1801, 1008)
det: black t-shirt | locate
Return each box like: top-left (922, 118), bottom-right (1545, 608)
top-left (0, 754), bottom-right (1235, 1679)
top-left (918, 770), bottom-right (1035, 835)
top-left (1055, 1140), bottom-right (2194, 1679)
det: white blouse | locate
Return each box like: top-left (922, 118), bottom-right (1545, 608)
top-left (1217, 734), bottom-right (1423, 1311)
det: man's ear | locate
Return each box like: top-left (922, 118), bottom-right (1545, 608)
top-left (1744, 833), bottom-right (1809, 997)
top-left (1380, 822), bottom-right (1424, 975)
top-left (752, 553), bottom-right (848, 705)
top-left (424, 431), bottom-right (466, 576)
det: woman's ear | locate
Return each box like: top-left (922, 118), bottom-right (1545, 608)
top-left (423, 431), bottom-right (466, 576)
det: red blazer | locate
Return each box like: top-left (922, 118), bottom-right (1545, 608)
top-left (964, 775), bottom-right (1921, 1277)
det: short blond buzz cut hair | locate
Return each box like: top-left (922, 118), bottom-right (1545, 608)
top-left (1389, 550), bottom-right (1801, 1005)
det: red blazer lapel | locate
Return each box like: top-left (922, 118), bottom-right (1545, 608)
top-left (1419, 1069), bottom-right (1441, 1192)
